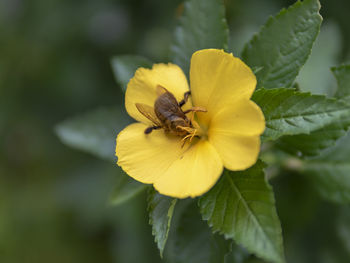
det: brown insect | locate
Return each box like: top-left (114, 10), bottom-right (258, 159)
top-left (135, 85), bottom-right (206, 142)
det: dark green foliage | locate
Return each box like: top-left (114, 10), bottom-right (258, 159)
top-left (19, 0), bottom-right (350, 262)
top-left (147, 189), bottom-right (177, 257)
top-left (171, 0), bottom-right (229, 75)
top-left (55, 107), bottom-right (131, 161)
top-left (333, 64), bottom-right (350, 99)
top-left (242, 0), bottom-right (322, 89)
top-left (199, 161), bottom-right (285, 263)
top-left (165, 201), bottom-right (231, 263)
top-left (111, 55), bottom-right (152, 92)
top-left (110, 172), bottom-right (147, 206)
top-left (253, 88), bottom-right (350, 141)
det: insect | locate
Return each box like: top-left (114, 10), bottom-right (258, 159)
top-left (135, 85), bottom-right (206, 143)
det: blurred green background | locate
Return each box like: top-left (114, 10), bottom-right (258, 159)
top-left (1, 0), bottom-right (350, 262)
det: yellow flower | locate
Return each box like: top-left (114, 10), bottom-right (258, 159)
top-left (115, 49), bottom-right (265, 198)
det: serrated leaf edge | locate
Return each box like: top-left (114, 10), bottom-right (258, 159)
top-left (253, 88), bottom-right (350, 141)
top-left (243, 0), bottom-right (322, 89)
top-left (147, 189), bottom-right (177, 258)
top-left (199, 164), bottom-right (285, 263)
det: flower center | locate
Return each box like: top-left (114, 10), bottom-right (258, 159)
top-left (179, 109), bottom-right (208, 145)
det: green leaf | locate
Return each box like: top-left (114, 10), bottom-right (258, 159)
top-left (300, 132), bottom-right (350, 204)
top-left (55, 107), bottom-right (131, 161)
top-left (303, 161), bottom-right (350, 204)
top-left (198, 161), bottom-right (285, 263)
top-left (296, 22), bottom-right (341, 96)
top-left (319, 130), bottom-right (350, 162)
top-left (333, 64), bottom-right (350, 100)
top-left (242, 0), bottom-right (322, 89)
top-left (147, 188), bottom-right (177, 257)
top-left (109, 172), bottom-right (147, 206)
top-left (276, 63), bottom-right (350, 157)
top-left (165, 200), bottom-right (230, 263)
top-left (276, 117), bottom-right (350, 157)
top-left (171, 0), bottom-right (229, 74)
top-left (253, 88), bottom-right (350, 141)
top-left (111, 55), bottom-right (152, 92)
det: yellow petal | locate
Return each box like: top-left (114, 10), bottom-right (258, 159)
top-left (116, 123), bottom-right (185, 184)
top-left (125, 63), bottom-right (190, 124)
top-left (154, 140), bottom-right (223, 198)
top-left (190, 49), bottom-right (257, 126)
top-left (209, 131), bottom-right (260, 171)
top-left (210, 100), bottom-right (265, 137)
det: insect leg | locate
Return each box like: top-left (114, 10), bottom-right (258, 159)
top-left (178, 91), bottom-right (191, 107)
top-left (144, 126), bottom-right (161, 134)
top-left (179, 127), bottom-right (197, 147)
top-left (182, 106), bottom-right (207, 114)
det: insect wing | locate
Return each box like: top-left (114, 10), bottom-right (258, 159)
top-left (156, 85), bottom-right (169, 96)
top-left (135, 103), bottom-right (161, 126)
top-left (155, 85), bottom-right (180, 110)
